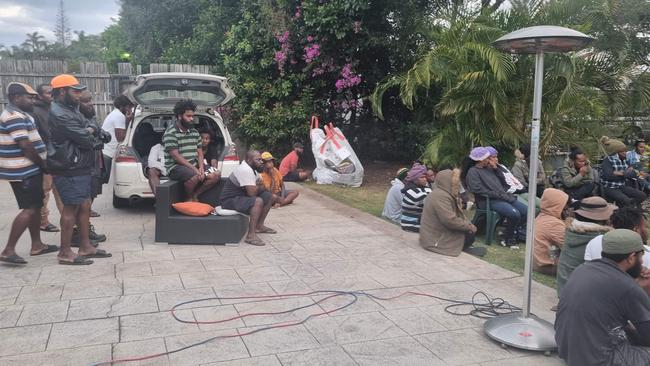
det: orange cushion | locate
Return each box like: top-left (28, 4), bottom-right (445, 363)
top-left (172, 202), bottom-right (214, 216)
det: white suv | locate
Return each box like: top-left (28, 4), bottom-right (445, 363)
top-left (112, 72), bottom-right (237, 208)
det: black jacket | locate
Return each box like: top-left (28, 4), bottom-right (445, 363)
top-left (30, 99), bottom-right (51, 143)
top-left (48, 101), bottom-right (96, 176)
top-left (466, 165), bottom-right (517, 203)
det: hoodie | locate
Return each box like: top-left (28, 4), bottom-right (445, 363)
top-left (557, 217), bottom-right (612, 295)
top-left (420, 169), bottom-right (474, 256)
top-left (382, 178), bottom-right (404, 223)
top-left (533, 188), bottom-right (568, 271)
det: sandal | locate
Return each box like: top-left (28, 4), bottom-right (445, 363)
top-left (58, 256), bottom-right (93, 265)
top-left (90, 210), bottom-right (100, 218)
top-left (30, 244), bottom-right (59, 256)
top-left (81, 249), bottom-right (112, 259)
top-left (40, 224), bottom-right (60, 232)
top-left (0, 254), bottom-right (27, 264)
top-left (256, 227), bottom-right (277, 234)
top-left (244, 238), bottom-right (266, 246)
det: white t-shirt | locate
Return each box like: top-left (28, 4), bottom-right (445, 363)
top-left (147, 144), bottom-right (166, 175)
top-left (102, 108), bottom-right (127, 158)
top-left (232, 161), bottom-right (258, 187)
top-left (584, 234), bottom-right (650, 265)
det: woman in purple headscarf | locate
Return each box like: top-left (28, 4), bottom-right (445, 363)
top-left (400, 163), bottom-right (432, 232)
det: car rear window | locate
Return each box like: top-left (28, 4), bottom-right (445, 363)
top-left (136, 90), bottom-right (221, 105)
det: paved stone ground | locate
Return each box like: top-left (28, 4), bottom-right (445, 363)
top-left (0, 182), bottom-right (564, 366)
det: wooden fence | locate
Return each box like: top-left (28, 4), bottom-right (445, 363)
top-left (0, 59), bottom-right (212, 121)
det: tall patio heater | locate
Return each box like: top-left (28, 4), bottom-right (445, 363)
top-left (484, 26), bottom-right (593, 352)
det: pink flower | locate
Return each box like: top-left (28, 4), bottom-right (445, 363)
top-left (307, 35), bottom-right (314, 42)
top-left (276, 31), bottom-right (290, 44)
top-left (303, 43), bottom-right (320, 64)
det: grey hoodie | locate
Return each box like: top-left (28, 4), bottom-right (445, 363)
top-left (466, 165), bottom-right (516, 203)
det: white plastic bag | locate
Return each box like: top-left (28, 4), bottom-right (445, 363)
top-left (309, 116), bottom-right (364, 187)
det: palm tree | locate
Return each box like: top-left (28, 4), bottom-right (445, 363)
top-left (371, 0), bottom-right (650, 166)
top-left (22, 32), bottom-right (46, 52)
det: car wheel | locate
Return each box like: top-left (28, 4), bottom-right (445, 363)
top-left (113, 193), bottom-right (130, 208)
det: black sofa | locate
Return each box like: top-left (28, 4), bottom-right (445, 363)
top-left (155, 180), bottom-right (249, 244)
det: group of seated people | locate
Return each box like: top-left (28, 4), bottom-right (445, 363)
top-left (152, 100), bottom-right (311, 246)
top-left (381, 136), bottom-right (650, 365)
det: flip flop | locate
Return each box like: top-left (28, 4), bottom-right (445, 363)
top-left (90, 210), bottom-right (100, 218)
top-left (40, 224), bottom-right (60, 232)
top-left (81, 249), bottom-right (112, 259)
top-left (256, 227), bottom-right (277, 234)
top-left (58, 256), bottom-right (93, 265)
top-left (0, 254), bottom-right (27, 264)
top-left (244, 238), bottom-right (266, 246)
top-left (30, 244), bottom-right (59, 256)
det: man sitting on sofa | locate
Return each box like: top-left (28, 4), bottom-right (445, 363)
top-left (162, 99), bottom-right (220, 201)
top-left (220, 150), bottom-right (275, 246)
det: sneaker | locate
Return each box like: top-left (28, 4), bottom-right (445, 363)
top-left (463, 246), bottom-right (487, 258)
top-left (71, 227), bottom-right (100, 247)
top-left (499, 239), bottom-right (520, 249)
top-left (89, 225), bottom-right (107, 242)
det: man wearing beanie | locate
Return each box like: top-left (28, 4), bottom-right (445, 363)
top-left (382, 167), bottom-right (408, 223)
top-left (400, 163), bottom-right (432, 232)
top-left (556, 229), bottom-right (650, 365)
top-left (600, 136), bottom-right (646, 207)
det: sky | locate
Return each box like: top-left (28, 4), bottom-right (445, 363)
top-left (0, 0), bottom-right (120, 47)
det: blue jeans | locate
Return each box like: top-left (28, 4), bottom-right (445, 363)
top-left (485, 199), bottom-right (528, 240)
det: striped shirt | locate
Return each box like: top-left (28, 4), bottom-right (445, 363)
top-left (162, 123), bottom-right (201, 172)
top-left (0, 104), bottom-right (46, 181)
top-left (400, 186), bottom-right (432, 232)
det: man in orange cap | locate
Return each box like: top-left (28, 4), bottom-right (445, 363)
top-left (48, 74), bottom-right (111, 265)
top-left (0, 82), bottom-right (57, 264)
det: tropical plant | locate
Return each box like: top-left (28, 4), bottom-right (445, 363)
top-left (371, 0), bottom-right (650, 166)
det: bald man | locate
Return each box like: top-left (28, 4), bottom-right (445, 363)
top-left (220, 150), bottom-right (275, 246)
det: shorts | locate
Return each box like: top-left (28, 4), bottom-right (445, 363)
top-left (10, 173), bottom-right (44, 209)
top-left (169, 165), bottom-right (197, 182)
top-left (54, 175), bottom-right (92, 205)
top-left (146, 159), bottom-right (167, 177)
top-left (91, 176), bottom-right (103, 198)
top-left (221, 191), bottom-right (272, 214)
top-left (283, 171), bottom-right (301, 182)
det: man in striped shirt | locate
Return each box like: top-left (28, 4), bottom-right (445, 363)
top-left (163, 99), bottom-right (220, 201)
top-left (400, 163), bottom-right (432, 232)
top-left (0, 82), bottom-right (58, 265)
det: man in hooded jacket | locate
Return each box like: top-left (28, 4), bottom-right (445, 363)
top-left (533, 188), bottom-right (569, 276)
top-left (419, 169), bottom-right (485, 257)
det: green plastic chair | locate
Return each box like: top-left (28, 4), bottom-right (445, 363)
top-left (471, 195), bottom-right (501, 246)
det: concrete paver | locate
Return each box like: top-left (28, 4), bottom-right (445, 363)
top-left (0, 183), bottom-right (564, 365)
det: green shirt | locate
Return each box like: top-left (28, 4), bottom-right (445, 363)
top-left (162, 123), bottom-right (201, 172)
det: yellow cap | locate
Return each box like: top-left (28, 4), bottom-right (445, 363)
top-left (261, 152), bottom-right (275, 161)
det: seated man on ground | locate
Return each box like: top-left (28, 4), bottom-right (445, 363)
top-left (466, 147), bottom-right (527, 248)
top-left (162, 100), bottom-right (220, 201)
top-left (627, 139), bottom-right (650, 193)
top-left (533, 188), bottom-right (569, 276)
top-left (425, 167), bottom-right (436, 186)
top-left (279, 142), bottom-right (311, 182)
top-left (585, 207), bottom-right (650, 264)
top-left (220, 150), bottom-right (275, 246)
top-left (146, 143), bottom-right (166, 196)
top-left (556, 196), bottom-right (615, 295)
top-left (419, 169), bottom-right (484, 257)
top-left (260, 151), bottom-right (299, 208)
top-left (600, 136), bottom-right (647, 207)
top-left (400, 163), bottom-right (432, 233)
top-left (556, 229), bottom-right (650, 366)
top-left (560, 146), bottom-right (595, 201)
top-left (381, 167), bottom-right (408, 223)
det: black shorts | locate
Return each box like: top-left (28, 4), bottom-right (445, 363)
top-left (169, 165), bottom-right (197, 182)
top-left (283, 171), bottom-right (301, 182)
top-left (10, 173), bottom-right (44, 209)
top-left (221, 191), bottom-right (272, 214)
top-left (102, 155), bottom-right (112, 184)
top-left (91, 176), bottom-right (103, 198)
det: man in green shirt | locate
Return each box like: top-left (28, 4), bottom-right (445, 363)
top-left (163, 100), bottom-right (220, 201)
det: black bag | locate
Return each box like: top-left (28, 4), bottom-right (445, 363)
top-left (46, 141), bottom-right (80, 171)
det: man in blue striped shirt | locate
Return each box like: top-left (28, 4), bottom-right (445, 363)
top-left (0, 82), bottom-right (58, 265)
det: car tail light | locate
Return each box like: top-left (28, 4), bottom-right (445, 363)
top-left (223, 144), bottom-right (239, 161)
top-left (115, 145), bottom-right (139, 163)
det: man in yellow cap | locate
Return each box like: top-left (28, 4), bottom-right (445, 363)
top-left (260, 151), bottom-right (299, 208)
top-left (0, 82), bottom-right (57, 264)
top-left (48, 74), bottom-right (111, 265)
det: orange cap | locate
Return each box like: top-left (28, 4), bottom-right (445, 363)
top-left (50, 74), bottom-right (86, 90)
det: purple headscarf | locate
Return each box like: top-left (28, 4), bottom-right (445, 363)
top-left (486, 146), bottom-right (498, 157)
top-left (406, 163), bottom-right (427, 182)
top-left (469, 147), bottom-right (490, 162)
